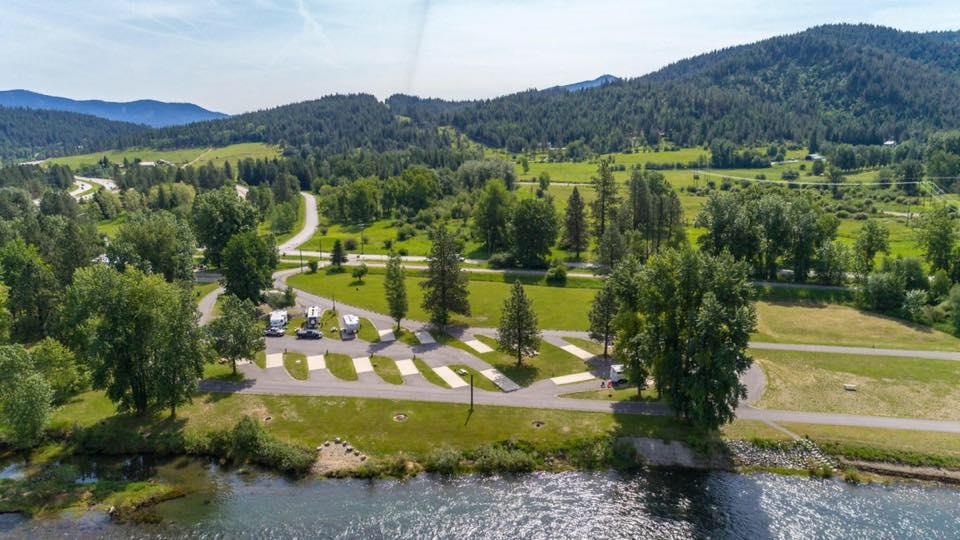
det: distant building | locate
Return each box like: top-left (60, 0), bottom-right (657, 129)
top-left (883, 140), bottom-right (897, 147)
top-left (805, 153), bottom-right (825, 161)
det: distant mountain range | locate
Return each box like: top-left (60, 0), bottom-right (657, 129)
top-left (0, 90), bottom-right (227, 128)
top-left (5, 24), bottom-right (960, 160)
top-left (557, 74), bottom-right (620, 92)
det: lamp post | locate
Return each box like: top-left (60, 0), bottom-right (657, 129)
top-left (359, 223), bottom-right (367, 256)
top-left (469, 373), bottom-right (474, 411)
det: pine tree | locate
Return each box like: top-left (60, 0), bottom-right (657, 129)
top-left (496, 281), bottom-right (540, 365)
top-left (421, 225), bottom-right (470, 328)
top-left (588, 280), bottom-right (617, 358)
top-left (384, 252), bottom-right (408, 331)
top-left (562, 187), bottom-right (588, 260)
top-left (330, 239), bottom-right (346, 270)
top-left (595, 222), bottom-right (625, 274)
top-left (590, 159), bottom-right (619, 238)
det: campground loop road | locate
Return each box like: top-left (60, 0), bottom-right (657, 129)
top-left (195, 191), bottom-right (960, 434)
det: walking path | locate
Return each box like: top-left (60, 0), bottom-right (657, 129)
top-left (196, 192), bottom-right (960, 435)
top-left (277, 192), bottom-right (319, 253)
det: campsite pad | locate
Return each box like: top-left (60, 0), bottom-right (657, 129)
top-left (464, 339), bottom-right (494, 353)
top-left (561, 344), bottom-right (595, 360)
top-left (395, 359), bottom-right (418, 376)
top-left (432, 366), bottom-right (467, 388)
top-left (550, 372), bottom-right (596, 385)
top-left (480, 368), bottom-right (520, 392)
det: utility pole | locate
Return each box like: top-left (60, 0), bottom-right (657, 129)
top-left (299, 248), bottom-right (303, 272)
top-left (470, 373), bottom-right (474, 411)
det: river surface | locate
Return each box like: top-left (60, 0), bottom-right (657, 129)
top-left (1, 456), bottom-right (959, 539)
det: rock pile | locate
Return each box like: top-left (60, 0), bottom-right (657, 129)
top-left (727, 439), bottom-right (836, 471)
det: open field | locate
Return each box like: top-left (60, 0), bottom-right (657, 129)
top-left (471, 334), bottom-right (586, 386)
top-left (754, 301), bottom-right (960, 350)
top-left (755, 349), bottom-right (960, 420)
top-left (781, 423), bottom-right (960, 468)
top-left (299, 218), bottom-right (482, 258)
top-left (45, 142), bottom-right (280, 170)
top-left (50, 390), bottom-right (699, 458)
top-left (288, 270), bottom-right (594, 330)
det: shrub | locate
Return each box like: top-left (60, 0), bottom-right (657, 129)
top-left (861, 272), bottom-right (905, 313)
top-left (903, 289), bottom-right (928, 321)
top-left (382, 239), bottom-right (393, 250)
top-left (544, 259), bottom-right (567, 285)
top-left (396, 224), bottom-right (417, 241)
top-left (307, 260), bottom-right (318, 273)
top-left (424, 446), bottom-right (462, 474)
top-left (488, 252), bottom-right (515, 269)
top-left (344, 238), bottom-right (358, 250)
top-left (930, 269), bottom-right (951, 303)
top-left (397, 248), bottom-right (409, 256)
top-left (470, 442), bottom-right (537, 473)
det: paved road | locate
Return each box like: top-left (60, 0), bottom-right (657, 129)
top-left (277, 192), bottom-right (318, 253)
top-left (76, 176), bottom-right (117, 192)
top-left (749, 342), bottom-right (960, 361)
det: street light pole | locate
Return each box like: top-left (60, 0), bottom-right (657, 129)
top-left (470, 374), bottom-right (474, 411)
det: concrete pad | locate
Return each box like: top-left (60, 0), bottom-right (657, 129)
top-left (264, 353), bottom-right (283, 369)
top-left (480, 368), bottom-right (521, 392)
top-left (307, 355), bottom-right (326, 371)
top-left (353, 356), bottom-right (373, 374)
top-left (550, 371), bottom-right (596, 385)
top-left (561, 344), bottom-right (595, 360)
top-left (395, 359), bottom-right (418, 376)
top-left (464, 339), bottom-right (493, 353)
top-left (432, 366), bottom-right (468, 388)
top-left (378, 329), bottom-right (396, 342)
top-left (415, 330), bottom-right (436, 344)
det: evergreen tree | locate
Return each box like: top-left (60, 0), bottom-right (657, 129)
top-left (472, 179), bottom-right (513, 254)
top-left (496, 281), bottom-right (541, 365)
top-left (208, 294), bottom-right (264, 376)
top-left (562, 186), bottom-right (588, 260)
top-left (590, 159), bottom-right (619, 238)
top-left (588, 280), bottom-right (617, 359)
top-left (384, 253), bottom-right (408, 331)
top-left (594, 222), bottom-right (625, 274)
top-left (421, 225), bottom-right (470, 327)
top-left (330, 239), bottom-right (346, 269)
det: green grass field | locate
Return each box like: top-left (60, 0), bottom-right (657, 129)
top-left (46, 142), bottom-right (279, 170)
top-left (371, 355), bottom-right (403, 385)
top-left (469, 334), bottom-right (586, 386)
top-left (326, 353), bottom-right (357, 381)
top-left (755, 349), bottom-right (960, 421)
top-left (358, 318), bottom-right (380, 342)
top-left (283, 352), bottom-right (309, 380)
top-left (288, 270), bottom-right (594, 330)
top-left (754, 301), bottom-right (960, 351)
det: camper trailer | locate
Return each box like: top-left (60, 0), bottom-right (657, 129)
top-left (305, 306), bottom-right (322, 329)
top-left (609, 364), bottom-right (627, 384)
top-left (269, 310), bottom-right (288, 328)
top-left (341, 314), bottom-right (360, 338)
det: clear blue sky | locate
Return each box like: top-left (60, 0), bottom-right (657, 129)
top-left (2, 0), bottom-right (958, 114)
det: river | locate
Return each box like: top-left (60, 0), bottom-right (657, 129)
top-left (2, 456), bottom-right (959, 539)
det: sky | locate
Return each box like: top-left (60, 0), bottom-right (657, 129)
top-left (2, 0), bottom-right (960, 114)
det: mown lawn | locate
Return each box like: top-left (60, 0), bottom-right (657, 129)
top-left (753, 301), bottom-right (960, 351)
top-left (371, 355), bottom-right (402, 385)
top-left (283, 352), bottom-right (309, 381)
top-left (472, 335), bottom-right (587, 387)
top-left (49, 391), bottom-right (699, 458)
top-left (288, 271), bottom-right (594, 330)
top-left (325, 353), bottom-right (356, 381)
top-left (755, 349), bottom-right (960, 421)
top-left (358, 318), bottom-right (380, 342)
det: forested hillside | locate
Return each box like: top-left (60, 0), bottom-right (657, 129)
top-left (443, 24), bottom-right (960, 151)
top-left (0, 107), bottom-right (147, 159)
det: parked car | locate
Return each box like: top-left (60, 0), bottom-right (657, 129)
top-left (264, 326), bottom-right (285, 337)
top-left (296, 328), bottom-right (322, 340)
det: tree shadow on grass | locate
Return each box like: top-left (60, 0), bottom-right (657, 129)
top-left (494, 362), bottom-right (538, 387)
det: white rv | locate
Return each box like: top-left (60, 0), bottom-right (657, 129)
top-left (305, 306), bottom-right (322, 328)
top-left (609, 364), bottom-right (627, 384)
top-left (341, 314), bottom-right (360, 336)
top-left (269, 310), bottom-right (288, 328)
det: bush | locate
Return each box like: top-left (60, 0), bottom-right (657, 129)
top-left (307, 260), bottom-right (318, 273)
top-left (344, 238), bottom-right (358, 251)
top-left (930, 269), bottom-right (951, 303)
top-left (396, 224), bottom-right (417, 242)
top-left (861, 272), bottom-right (905, 313)
top-left (424, 446), bottom-right (462, 474)
top-left (382, 239), bottom-right (393, 250)
top-left (470, 442), bottom-right (537, 473)
top-left (903, 289), bottom-right (928, 321)
top-left (544, 259), bottom-right (567, 285)
top-left (488, 252), bottom-right (515, 269)
top-left (397, 248), bottom-right (409, 256)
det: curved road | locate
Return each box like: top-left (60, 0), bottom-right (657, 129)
top-left (196, 197), bottom-right (960, 434)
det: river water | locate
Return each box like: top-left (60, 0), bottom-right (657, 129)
top-left (2, 456), bottom-right (959, 539)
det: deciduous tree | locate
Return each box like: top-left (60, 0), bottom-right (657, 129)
top-left (221, 231), bottom-right (278, 303)
top-left (208, 295), bottom-right (264, 376)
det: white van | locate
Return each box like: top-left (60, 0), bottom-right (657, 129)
top-left (609, 364), bottom-right (627, 384)
top-left (269, 310), bottom-right (288, 328)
